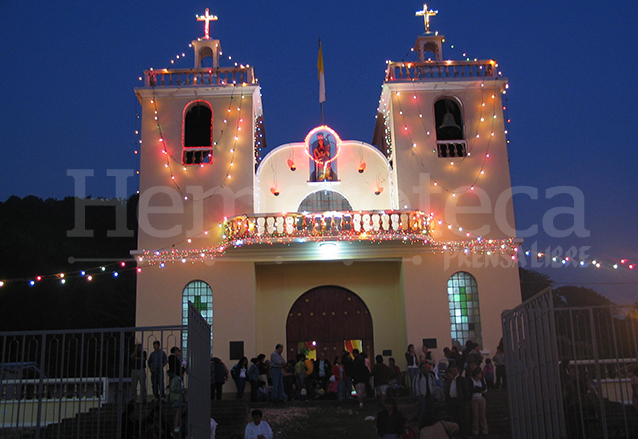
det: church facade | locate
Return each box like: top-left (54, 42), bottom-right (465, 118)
top-left (134, 8), bottom-right (521, 373)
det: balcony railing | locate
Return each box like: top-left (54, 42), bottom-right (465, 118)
top-left (385, 60), bottom-right (498, 81)
top-left (144, 66), bottom-right (256, 87)
top-left (224, 210), bottom-right (432, 245)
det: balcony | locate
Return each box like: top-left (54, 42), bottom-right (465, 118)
top-left (224, 210), bottom-right (431, 246)
top-left (385, 60), bottom-right (498, 82)
top-left (143, 66), bottom-right (256, 87)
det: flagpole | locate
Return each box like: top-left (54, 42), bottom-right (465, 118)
top-left (318, 36), bottom-right (325, 126)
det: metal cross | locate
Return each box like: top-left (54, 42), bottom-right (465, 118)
top-left (415, 4), bottom-right (438, 33)
top-left (196, 8), bottom-right (218, 39)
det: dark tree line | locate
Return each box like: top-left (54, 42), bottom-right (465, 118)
top-left (0, 195), bottom-right (139, 331)
top-left (519, 266), bottom-right (614, 307)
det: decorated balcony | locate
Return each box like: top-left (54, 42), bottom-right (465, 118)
top-left (144, 66), bottom-right (256, 87)
top-left (385, 60), bottom-right (498, 82)
top-left (139, 209), bottom-right (521, 264)
top-left (224, 210), bottom-right (432, 246)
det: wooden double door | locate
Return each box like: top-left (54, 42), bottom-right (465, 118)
top-left (285, 285), bottom-right (374, 362)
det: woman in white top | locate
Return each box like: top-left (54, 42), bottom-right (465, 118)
top-left (469, 368), bottom-right (488, 436)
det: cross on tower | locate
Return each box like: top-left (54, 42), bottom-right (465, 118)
top-left (415, 3), bottom-right (438, 33)
top-left (196, 8), bottom-right (218, 39)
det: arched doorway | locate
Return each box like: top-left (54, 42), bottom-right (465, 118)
top-left (286, 286), bottom-right (373, 361)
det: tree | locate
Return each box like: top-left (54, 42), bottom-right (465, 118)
top-left (519, 267), bottom-right (553, 302)
top-left (0, 195), bottom-right (138, 331)
top-left (552, 285), bottom-right (614, 308)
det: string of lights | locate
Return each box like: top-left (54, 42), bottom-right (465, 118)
top-left (1, 242), bottom-right (633, 288)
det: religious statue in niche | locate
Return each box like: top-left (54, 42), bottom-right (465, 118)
top-left (307, 128), bottom-right (339, 182)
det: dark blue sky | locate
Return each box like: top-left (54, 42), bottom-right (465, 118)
top-left (1, 1), bottom-right (637, 303)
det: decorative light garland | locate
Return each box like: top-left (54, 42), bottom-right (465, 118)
top-left (0, 261), bottom-right (142, 289)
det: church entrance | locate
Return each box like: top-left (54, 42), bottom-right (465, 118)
top-left (285, 286), bottom-right (373, 362)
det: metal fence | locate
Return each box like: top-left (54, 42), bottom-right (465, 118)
top-left (502, 288), bottom-right (638, 439)
top-left (0, 303), bottom-right (211, 439)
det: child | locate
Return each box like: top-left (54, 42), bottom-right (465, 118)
top-left (401, 417), bottom-right (417, 439)
top-left (313, 381), bottom-right (325, 400)
top-left (169, 374), bottom-right (187, 438)
top-left (483, 358), bottom-right (495, 389)
top-left (257, 381), bottom-right (270, 402)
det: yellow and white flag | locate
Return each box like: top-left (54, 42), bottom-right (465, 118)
top-left (318, 38), bottom-right (325, 103)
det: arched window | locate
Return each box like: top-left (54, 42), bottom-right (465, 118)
top-left (447, 272), bottom-right (482, 348)
top-left (182, 280), bottom-right (213, 355)
top-left (434, 98), bottom-right (466, 158)
top-left (182, 101), bottom-right (213, 165)
top-left (298, 190), bottom-right (353, 213)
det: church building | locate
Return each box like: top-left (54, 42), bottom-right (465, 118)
top-left (134, 6), bottom-right (521, 374)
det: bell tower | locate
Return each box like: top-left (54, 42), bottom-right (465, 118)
top-left (135, 8), bottom-right (263, 257)
top-left (375, 5), bottom-right (515, 242)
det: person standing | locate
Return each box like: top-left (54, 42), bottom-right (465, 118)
top-left (233, 357), bottom-right (249, 400)
top-left (130, 343), bottom-right (148, 402)
top-left (352, 350), bottom-right (370, 408)
top-left (493, 345), bottom-right (507, 389)
top-left (256, 354), bottom-right (268, 386)
top-left (270, 344), bottom-right (287, 402)
top-left (294, 354), bottom-right (307, 400)
top-left (420, 345), bottom-right (434, 365)
top-left (248, 358), bottom-right (260, 403)
top-left (211, 357), bottom-right (228, 400)
top-left (147, 341), bottom-right (167, 402)
top-left (482, 358), bottom-right (495, 389)
top-left (169, 374), bottom-right (186, 438)
top-left (168, 347), bottom-right (185, 379)
top-left (330, 356), bottom-right (345, 400)
top-left (314, 351), bottom-right (331, 390)
top-left (444, 365), bottom-right (470, 438)
top-left (341, 350), bottom-right (354, 398)
top-left (371, 355), bottom-right (390, 404)
top-left (469, 368), bottom-right (489, 436)
top-left (414, 361), bottom-right (438, 424)
top-left (405, 345), bottom-right (419, 395)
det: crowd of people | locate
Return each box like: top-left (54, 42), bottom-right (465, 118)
top-left (126, 342), bottom-right (188, 438)
top-left (404, 340), bottom-right (507, 438)
top-left (128, 340), bottom-right (507, 438)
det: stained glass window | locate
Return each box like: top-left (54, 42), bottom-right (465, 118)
top-left (447, 272), bottom-right (482, 348)
top-left (182, 280), bottom-right (213, 355)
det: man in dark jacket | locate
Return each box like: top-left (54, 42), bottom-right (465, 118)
top-left (210, 357), bottom-right (228, 400)
top-left (341, 350), bottom-right (354, 398)
top-left (312, 351), bottom-right (332, 391)
top-left (444, 364), bottom-right (470, 438)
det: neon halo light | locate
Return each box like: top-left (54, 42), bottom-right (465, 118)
top-left (304, 125), bottom-right (341, 165)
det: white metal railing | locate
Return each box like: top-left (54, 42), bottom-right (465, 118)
top-left (503, 291), bottom-right (638, 439)
top-left (145, 66), bottom-right (255, 87)
top-left (0, 324), bottom-right (208, 437)
top-left (385, 60), bottom-right (498, 81)
top-left (1, 377), bottom-right (109, 402)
